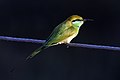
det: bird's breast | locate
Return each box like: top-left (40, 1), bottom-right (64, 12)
top-left (58, 32), bottom-right (78, 44)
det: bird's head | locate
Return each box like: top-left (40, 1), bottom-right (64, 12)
top-left (66, 15), bottom-right (93, 28)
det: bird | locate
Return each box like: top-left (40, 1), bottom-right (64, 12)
top-left (26, 15), bottom-right (92, 60)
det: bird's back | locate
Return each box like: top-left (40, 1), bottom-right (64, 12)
top-left (44, 21), bottom-right (78, 46)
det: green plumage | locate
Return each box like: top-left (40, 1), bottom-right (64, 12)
top-left (26, 15), bottom-right (84, 60)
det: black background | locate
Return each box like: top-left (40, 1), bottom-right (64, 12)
top-left (0, 0), bottom-right (120, 80)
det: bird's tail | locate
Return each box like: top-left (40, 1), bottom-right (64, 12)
top-left (26, 46), bottom-right (48, 61)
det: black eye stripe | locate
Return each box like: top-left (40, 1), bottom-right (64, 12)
top-left (72, 19), bottom-right (82, 22)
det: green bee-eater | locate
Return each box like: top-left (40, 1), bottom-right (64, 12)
top-left (26, 15), bottom-right (92, 60)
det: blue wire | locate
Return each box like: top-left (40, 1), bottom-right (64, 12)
top-left (0, 36), bottom-right (120, 51)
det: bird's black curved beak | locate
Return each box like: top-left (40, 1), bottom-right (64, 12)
top-left (83, 19), bottom-right (94, 22)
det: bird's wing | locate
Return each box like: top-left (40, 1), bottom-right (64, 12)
top-left (44, 23), bottom-right (77, 46)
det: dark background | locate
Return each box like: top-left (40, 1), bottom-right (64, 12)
top-left (0, 0), bottom-right (120, 80)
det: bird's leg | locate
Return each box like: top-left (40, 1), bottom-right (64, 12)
top-left (61, 42), bottom-right (70, 48)
top-left (64, 43), bottom-right (69, 48)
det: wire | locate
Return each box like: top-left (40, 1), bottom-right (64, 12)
top-left (0, 36), bottom-right (120, 51)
